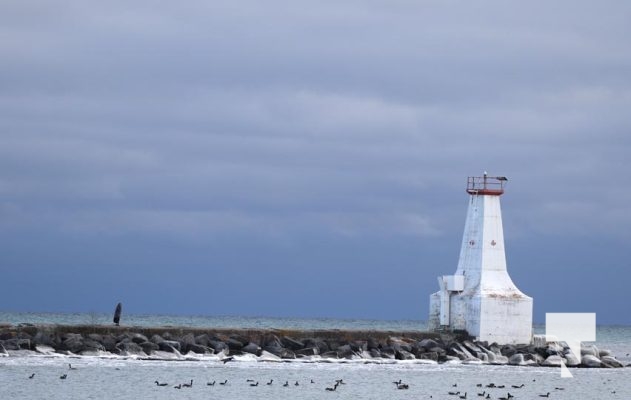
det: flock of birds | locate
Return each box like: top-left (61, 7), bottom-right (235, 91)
top-left (440, 381), bottom-right (563, 399)
top-left (27, 364), bottom-right (78, 381)
top-left (147, 377), bottom-right (617, 397)
top-left (436, 378), bottom-right (620, 399)
top-left (152, 377), bottom-right (349, 391)
top-left (25, 361), bottom-right (622, 397)
top-left (28, 363), bottom-right (351, 392)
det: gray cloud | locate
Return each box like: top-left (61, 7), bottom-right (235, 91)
top-left (1, 0), bottom-right (630, 320)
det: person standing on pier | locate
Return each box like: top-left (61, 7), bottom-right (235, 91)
top-left (113, 302), bottom-right (122, 326)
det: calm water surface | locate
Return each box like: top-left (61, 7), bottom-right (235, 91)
top-left (0, 311), bottom-right (426, 331)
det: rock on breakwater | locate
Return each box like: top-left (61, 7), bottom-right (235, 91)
top-left (0, 324), bottom-right (625, 368)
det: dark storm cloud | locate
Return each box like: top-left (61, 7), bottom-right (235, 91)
top-left (1, 0), bottom-right (630, 321)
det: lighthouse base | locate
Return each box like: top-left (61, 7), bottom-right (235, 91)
top-left (429, 290), bottom-right (532, 345)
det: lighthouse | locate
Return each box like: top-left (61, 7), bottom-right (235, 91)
top-left (428, 174), bottom-right (533, 344)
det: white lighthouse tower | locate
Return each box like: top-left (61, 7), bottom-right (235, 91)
top-left (428, 174), bottom-right (533, 344)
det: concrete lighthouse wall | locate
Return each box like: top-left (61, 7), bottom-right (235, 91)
top-left (429, 180), bottom-right (533, 345)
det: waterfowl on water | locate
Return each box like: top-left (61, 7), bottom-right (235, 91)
top-left (154, 380), bottom-right (168, 386)
top-left (182, 379), bottom-right (193, 388)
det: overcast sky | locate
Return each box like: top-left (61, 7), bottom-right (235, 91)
top-left (1, 1), bottom-right (630, 324)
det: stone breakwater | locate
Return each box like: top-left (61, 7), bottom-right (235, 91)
top-left (0, 324), bottom-right (625, 368)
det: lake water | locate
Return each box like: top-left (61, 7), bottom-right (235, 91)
top-left (1, 312), bottom-right (630, 399)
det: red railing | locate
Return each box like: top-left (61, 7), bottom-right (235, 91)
top-left (466, 175), bottom-right (507, 195)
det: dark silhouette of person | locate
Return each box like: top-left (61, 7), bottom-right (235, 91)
top-left (113, 302), bottom-right (122, 326)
